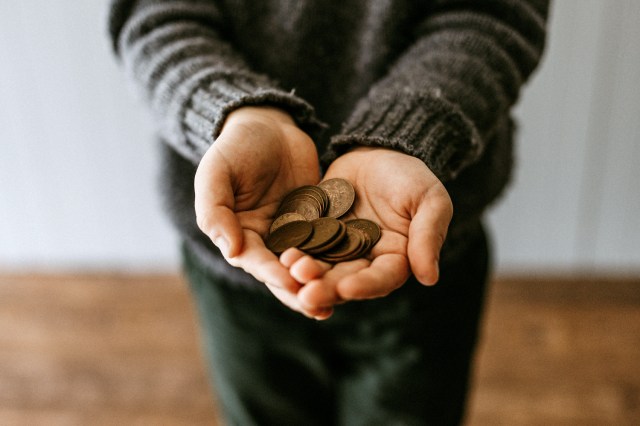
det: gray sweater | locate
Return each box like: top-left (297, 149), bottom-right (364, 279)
top-left (109, 0), bottom-right (549, 285)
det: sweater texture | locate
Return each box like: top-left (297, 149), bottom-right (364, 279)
top-left (109, 0), bottom-right (549, 287)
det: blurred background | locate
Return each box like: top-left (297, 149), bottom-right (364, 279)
top-left (1, 1), bottom-right (639, 425)
top-left (1, 1), bottom-right (639, 275)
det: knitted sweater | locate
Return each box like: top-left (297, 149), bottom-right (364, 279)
top-left (109, 0), bottom-right (549, 285)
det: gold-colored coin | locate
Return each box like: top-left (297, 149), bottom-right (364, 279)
top-left (269, 212), bottom-right (307, 234)
top-left (318, 178), bottom-right (355, 219)
top-left (266, 220), bottom-right (313, 254)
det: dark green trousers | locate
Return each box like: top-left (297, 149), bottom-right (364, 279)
top-left (184, 227), bottom-right (489, 426)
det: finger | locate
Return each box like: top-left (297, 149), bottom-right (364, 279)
top-left (279, 247), bottom-right (306, 268)
top-left (198, 205), bottom-right (244, 258)
top-left (265, 284), bottom-right (302, 311)
top-left (267, 283), bottom-right (334, 320)
top-left (408, 191), bottom-right (453, 285)
top-left (229, 231), bottom-right (301, 293)
top-left (280, 248), bottom-right (332, 284)
top-left (297, 259), bottom-right (368, 309)
top-left (312, 308), bottom-right (334, 321)
top-left (336, 254), bottom-right (409, 300)
top-left (194, 149), bottom-right (244, 257)
top-left (297, 278), bottom-right (340, 310)
top-left (289, 255), bottom-right (332, 283)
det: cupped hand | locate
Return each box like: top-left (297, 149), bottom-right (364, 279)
top-left (194, 106), bottom-right (325, 317)
top-left (283, 147), bottom-right (453, 316)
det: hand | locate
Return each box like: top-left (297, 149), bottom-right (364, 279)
top-left (194, 106), bottom-right (328, 317)
top-left (281, 147), bottom-right (453, 317)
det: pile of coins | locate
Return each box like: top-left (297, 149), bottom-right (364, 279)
top-left (265, 178), bottom-right (381, 263)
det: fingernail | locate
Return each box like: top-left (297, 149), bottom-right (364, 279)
top-left (314, 308), bottom-right (333, 321)
top-left (214, 236), bottom-right (229, 257)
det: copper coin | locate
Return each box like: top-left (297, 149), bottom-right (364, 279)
top-left (298, 217), bottom-right (343, 252)
top-left (266, 220), bottom-right (313, 254)
top-left (318, 178), bottom-right (355, 218)
top-left (277, 199), bottom-right (321, 221)
top-left (276, 187), bottom-right (324, 220)
top-left (306, 220), bottom-right (347, 255)
top-left (319, 226), bottom-right (365, 262)
top-left (269, 212), bottom-right (307, 234)
top-left (280, 186), bottom-right (324, 207)
top-left (299, 185), bottom-right (329, 215)
top-left (351, 228), bottom-right (373, 259)
top-left (279, 186), bottom-right (309, 205)
top-left (342, 227), bottom-right (371, 261)
top-left (345, 218), bottom-right (381, 247)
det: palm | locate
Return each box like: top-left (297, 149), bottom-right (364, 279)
top-left (337, 167), bottom-right (414, 260)
top-left (290, 148), bottom-right (452, 311)
top-left (218, 125), bottom-right (319, 239)
top-left (194, 107), bottom-right (321, 313)
top-left (322, 162), bottom-right (413, 283)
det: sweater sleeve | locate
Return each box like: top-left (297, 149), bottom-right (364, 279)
top-left (108, 0), bottom-right (324, 164)
top-left (325, 0), bottom-right (549, 182)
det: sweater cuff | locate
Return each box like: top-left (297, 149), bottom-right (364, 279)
top-left (324, 88), bottom-right (481, 181)
top-left (180, 75), bottom-right (326, 162)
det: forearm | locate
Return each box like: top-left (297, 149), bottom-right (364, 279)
top-left (327, 0), bottom-right (549, 182)
top-left (109, 0), bottom-right (322, 163)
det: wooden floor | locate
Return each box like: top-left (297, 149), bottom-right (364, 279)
top-left (0, 273), bottom-right (638, 426)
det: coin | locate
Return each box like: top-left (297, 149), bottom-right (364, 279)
top-left (278, 199), bottom-right (321, 221)
top-left (319, 226), bottom-right (369, 262)
top-left (266, 179), bottom-right (382, 262)
top-left (318, 178), bottom-right (355, 219)
top-left (345, 218), bottom-right (381, 247)
top-left (298, 217), bottom-right (343, 253)
top-left (287, 186), bottom-right (324, 206)
top-left (269, 212), bottom-right (307, 234)
top-left (266, 220), bottom-right (313, 254)
top-left (302, 185), bottom-right (329, 215)
top-left (305, 220), bottom-right (347, 255)
top-left (276, 186), bottom-right (325, 220)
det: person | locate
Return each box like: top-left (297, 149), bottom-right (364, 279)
top-left (109, 1), bottom-right (549, 424)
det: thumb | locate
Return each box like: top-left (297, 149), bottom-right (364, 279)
top-left (407, 189), bottom-right (453, 285)
top-left (194, 148), bottom-right (244, 258)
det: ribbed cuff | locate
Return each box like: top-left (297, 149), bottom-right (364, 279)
top-left (324, 88), bottom-right (481, 181)
top-left (181, 75), bottom-right (326, 162)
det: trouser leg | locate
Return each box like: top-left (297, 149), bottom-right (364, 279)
top-left (327, 226), bottom-right (489, 426)
top-left (183, 248), bottom-right (336, 426)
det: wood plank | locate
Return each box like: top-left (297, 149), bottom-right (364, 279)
top-left (1, 274), bottom-right (639, 425)
top-left (467, 276), bottom-right (640, 426)
top-left (0, 274), bottom-right (220, 425)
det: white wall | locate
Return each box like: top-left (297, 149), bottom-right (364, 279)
top-left (487, 0), bottom-right (640, 274)
top-left (0, 2), bottom-right (178, 272)
top-left (1, 1), bottom-right (639, 274)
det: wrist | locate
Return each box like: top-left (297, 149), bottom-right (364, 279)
top-left (340, 145), bottom-right (414, 161)
top-left (223, 106), bottom-right (296, 129)
top-left (333, 145), bottom-right (437, 178)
